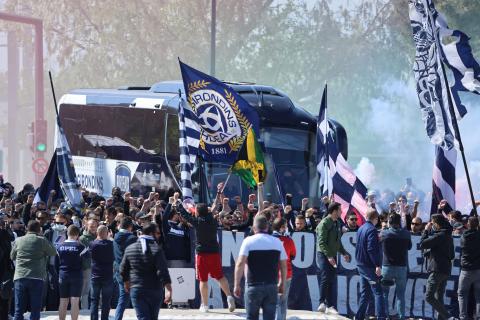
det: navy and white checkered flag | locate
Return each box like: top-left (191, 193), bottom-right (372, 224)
top-left (431, 145), bottom-right (456, 215)
top-left (409, 0), bottom-right (480, 150)
top-left (55, 121), bottom-right (83, 211)
top-left (316, 85), bottom-right (369, 223)
top-left (178, 98), bottom-right (201, 199)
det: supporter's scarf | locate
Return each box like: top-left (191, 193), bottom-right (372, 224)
top-left (139, 235), bottom-right (155, 254)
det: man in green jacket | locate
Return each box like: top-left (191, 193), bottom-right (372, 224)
top-left (79, 219), bottom-right (98, 309)
top-left (11, 220), bottom-right (57, 320)
top-left (316, 202), bottom-right (351, 314)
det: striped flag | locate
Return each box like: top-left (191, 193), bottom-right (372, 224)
top-left (409, 0), bottom-right (480, 151)
top-left (431, 145), bottom-right (456, 214)
top-left (316, 85), bottom-right (368, 223)
top-left (178, 98), bottom-right (201, 199)
top-left (55, 122), bottom-right (83, 211)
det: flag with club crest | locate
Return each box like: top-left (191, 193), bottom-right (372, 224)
top-left (179, 60), bottom-right (260, 165)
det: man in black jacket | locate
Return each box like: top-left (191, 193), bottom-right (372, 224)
top-left (120, 223), bottom-right (172, 320)
top-left (178, 201), bottom-right (236, 313)
top-left (0, 215), bottom-right (15, 320)
top-left (419, 214), bottom-right (454, 320)
top-left (458, 216), bottom-right (480, 320)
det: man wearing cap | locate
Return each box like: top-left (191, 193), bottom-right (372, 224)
top-left (120, 222), bottom-right (172, 320)
top-left (316, 202), bottom-right (351, 314)
top-left (234, 215), bottom-right (287, 320)
top-left (134, 211), bottom-right (147, 231)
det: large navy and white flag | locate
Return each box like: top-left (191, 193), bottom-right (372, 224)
top-left (36, 121), bottom-right (82, 210)
top-left (316, 86), bottom-right (368, 223)
top-left (55, 122), bottom-right (83, 211)
top-left (179, 61), bottom-right (259, 165)
top-left (178, 98), bottom-right (201, 199)
top-left (431, 1), bottom-right (480, 114)
top-left (431, 145), bottom-right (456, 214)
top-left (409, 0), bottom-right (480, 150)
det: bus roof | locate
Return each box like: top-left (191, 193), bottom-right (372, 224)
top-left (62, 81), bottom-right (317, 131)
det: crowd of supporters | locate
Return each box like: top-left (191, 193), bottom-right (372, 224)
top-left (0, 177), bottom-right (480, 320)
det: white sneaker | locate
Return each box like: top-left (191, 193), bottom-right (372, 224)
top-left (199, 304), bottom-right (209, 312)
top-left (227, 295), bottom-right (236, 312)
top-left (317, 303), bottom-right (326, 313)
top-left (326, 307), bottom-right (339, 315)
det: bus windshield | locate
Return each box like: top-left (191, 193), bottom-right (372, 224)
top-left (203, 127), bottom-right (318, 208)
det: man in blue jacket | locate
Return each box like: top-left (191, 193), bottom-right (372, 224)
top-left (113, 217), bottom-right (137, 320)
top-left (355, 208), bottom-right (386, 320)
top-left (89, 225), bottom-right (114, 320)
top-left (380, 213), bottom-right (412, 319)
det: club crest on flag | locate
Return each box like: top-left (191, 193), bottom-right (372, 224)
top-left (180, 61), bottom-right (259, 164)
top-left (187, 85), bottom-right (250, 154)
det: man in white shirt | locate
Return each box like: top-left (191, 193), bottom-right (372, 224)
top-left (234, 215), bottom-right (287, 320)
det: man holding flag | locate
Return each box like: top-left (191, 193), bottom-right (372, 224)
top-left (179, 60), bottom-right (268, 313)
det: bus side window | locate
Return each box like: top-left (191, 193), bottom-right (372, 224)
top-left (165, 114), bottom-right (180, 179)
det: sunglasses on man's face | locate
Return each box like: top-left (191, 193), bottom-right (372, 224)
top-left (349, 218), bottom-right (357, 222)
top-left (412, 223), bottom-right (422, 226)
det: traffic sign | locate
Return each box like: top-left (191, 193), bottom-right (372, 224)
top-left (32, 158), bottom-right (48, 175)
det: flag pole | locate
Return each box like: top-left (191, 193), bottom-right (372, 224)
top-left (223, 126), bottom-right (251, 193)
top-left (220, 171), bottom-right (232, 194)
top-left (271, 160), bottom-right (285, 210)
top-left (425, 4), bottom-right (477, 215)
top-left (48, 71), bottom-right (59, 118)
top-left (324, 83), bottom-right (329, 196)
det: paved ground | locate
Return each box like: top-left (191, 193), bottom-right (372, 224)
top-left (36, 308), bottom-right (349, 319)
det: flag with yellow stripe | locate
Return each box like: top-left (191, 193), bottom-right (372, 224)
top-left (231, 127), bottom-right (266, 189)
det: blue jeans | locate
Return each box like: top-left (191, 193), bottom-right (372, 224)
top-left (356, 266), bottom-right (386, 320)
top-left (13, 278), bottom-right (44, 320)
top-left (275, 279), bottom-right (291, 320)
top-left (316, 251), bottom-right (336, 307)
top-left (458, 269), bottom-right (480, 320)
top-left (90, 278), bottom-right (114, 320)
top-left (382, 266), bottom-right (407, 319)
top-left (114, 273), bottom-right (130, 320)
top-left (245, 284), bottom-right (278, 320)
top-left (130, 287), bottom-right (162, 320)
